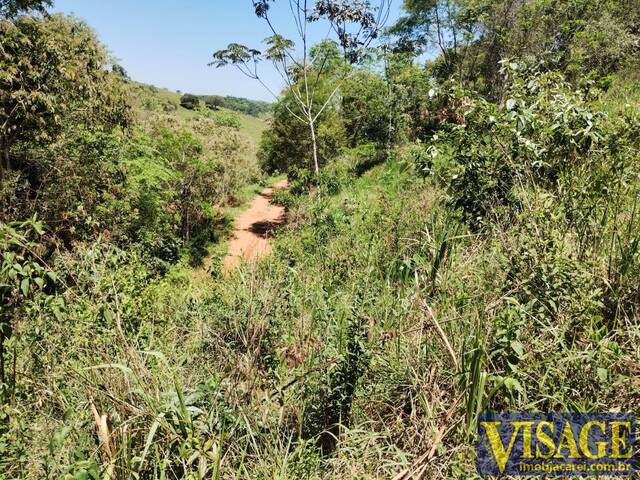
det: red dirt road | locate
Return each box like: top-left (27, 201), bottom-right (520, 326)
top-left (222, 179), bottom-right (289, 272)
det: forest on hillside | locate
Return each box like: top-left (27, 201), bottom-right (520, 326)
top-left (178, 94), bottom-right (271, 118)
top-left (1, 0), bottom-right (639, 478)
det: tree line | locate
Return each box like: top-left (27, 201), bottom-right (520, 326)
top-left (179, 93), bottom-right (271, 117)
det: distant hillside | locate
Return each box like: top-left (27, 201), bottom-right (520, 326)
top-left (127, 82), bottom-right (267, 146)
top-left (199, 95), bottom-right (271, 117)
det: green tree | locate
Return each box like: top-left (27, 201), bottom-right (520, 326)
top-left (212, 0), bottom-right (391, 174)
top-left (180, 93), bottom-right (201, 110)
top-left (0, 0), bottom-right (51, 18)
top-left (222, 96), bottom-right (271, 116)
top-left (341, 70), bottom-right (391, 147)
top-left (259, 82), bottom-right (345, 174)
top-left (0, 14), bottom-right (130, 182)
top-left (391, 0), bottom-right (639, 97)
top-left (203, 95), bottom-right (225, 110)
top-left (111, 63), bottom-right (130, 80)
top-left (154, 127), bottom-right (221, 243)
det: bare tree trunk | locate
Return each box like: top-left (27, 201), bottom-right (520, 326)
top-left (434, 4), bottom-right (451, 74)
top-left (309, 118), bottom-right (319, 175)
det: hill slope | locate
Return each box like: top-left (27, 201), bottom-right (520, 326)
top-left (128, 82), bottom-right (268, 147)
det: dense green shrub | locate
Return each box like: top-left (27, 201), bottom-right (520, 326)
top-left (206, 109), bottom-right (242, 129)
top-left (504, 201), bottom-right (604, 327)
top-left (0, 13), bottom-right (130, 206)
top-left (259, 97), bottom-right (345, 174)
top-left (397, 142), bottom-right (436, 178)
top-left (179, 93), bottom-right (200, 110)
top-left (438, 65), bottom-right (614, 228)
top-left (203, 95), bottom-right (224, 110)
top-left (0, 219), bottom-right (58, 402)
top-left (341, 71), bottom-right (391, 147)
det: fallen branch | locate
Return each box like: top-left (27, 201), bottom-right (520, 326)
top-left (421, 300), bottom-right (459, 372)
top-left (89, 393), bottom-right (113, 463)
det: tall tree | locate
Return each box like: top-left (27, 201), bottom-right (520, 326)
top-left (212, 0), bottom-right (391, 174)
top-left (0, 14), bottom-right (129, 182)
top-left (390, 0), bottom-right (493, 88)
top-left (391, 0), bottom-right (639, 97)
top-left (0, 0), bottom-right (51, 18)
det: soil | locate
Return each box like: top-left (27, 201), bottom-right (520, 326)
top-left (222, 179), bottom-right (289, 273)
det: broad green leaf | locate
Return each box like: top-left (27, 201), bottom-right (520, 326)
top-left (20, 278), bottom-right (29, 296)
top-left (510, 340), bottom-right (524, 358)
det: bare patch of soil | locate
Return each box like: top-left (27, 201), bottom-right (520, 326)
top-left (222, 179), bottom-right (289, 272)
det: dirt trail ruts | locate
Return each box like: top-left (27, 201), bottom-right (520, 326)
top-left (222, 179), bottom-right (289, 273)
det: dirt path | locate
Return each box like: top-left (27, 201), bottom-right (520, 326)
top-left (222, 179), bottom-right (289, 273)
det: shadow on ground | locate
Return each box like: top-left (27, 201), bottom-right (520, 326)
top-left (248, 216), bottom-right (286, 239)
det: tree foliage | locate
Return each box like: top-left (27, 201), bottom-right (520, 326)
top-left (391, 0), bottom-right (640, 97)
top-left (2, 0), bottom-right (640, 477)
top-left (0, 0), bottom-right (50, 18)
top-left (0, 14), bottom-right (130, 180)
top-left (203, 95), bottom-right (224, 110)
top-left (179, 93), bottom-right (201, 110)
top-left (212, 0), bottom-right (391, 173)
top-left (221, 95), bottom-right (271, 116)
top-left (341, 70), bottom-right (391, 147)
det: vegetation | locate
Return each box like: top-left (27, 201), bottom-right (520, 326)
top-left (0, 0), bottom-right (50, 17)
top-left (0, 10), bottom-right (264, 475)
top-left (1, 0), bottom-right (639, 478)
top-left (179, 93), bottom-right (201, 110)
top-left (212, 0), bottom-right (392, 173)
top-left (211, 95), bottom-right (271, 117)
top-left (390, 0), bottom-right (640, 96)
top-left (202, 95), bottom-right (224, 110)
top-left (0, 13), bottom-right (129, 184)
top-left (177, 93), bottom-right (272, 117)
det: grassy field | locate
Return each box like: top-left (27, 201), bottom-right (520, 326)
top-left (129, 82), bottom-right (268, 148)
top-left (593, 68), bottom-right (640, 114)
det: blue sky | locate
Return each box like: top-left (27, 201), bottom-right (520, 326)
top-left (53, 1), bottom-right (404, 102)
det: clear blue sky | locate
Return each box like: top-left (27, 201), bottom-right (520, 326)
top-left (53, 1), bottom-right (404, 102)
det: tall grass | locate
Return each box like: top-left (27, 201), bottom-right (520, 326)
top-left (3, 70), bottom-right (639, 478)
